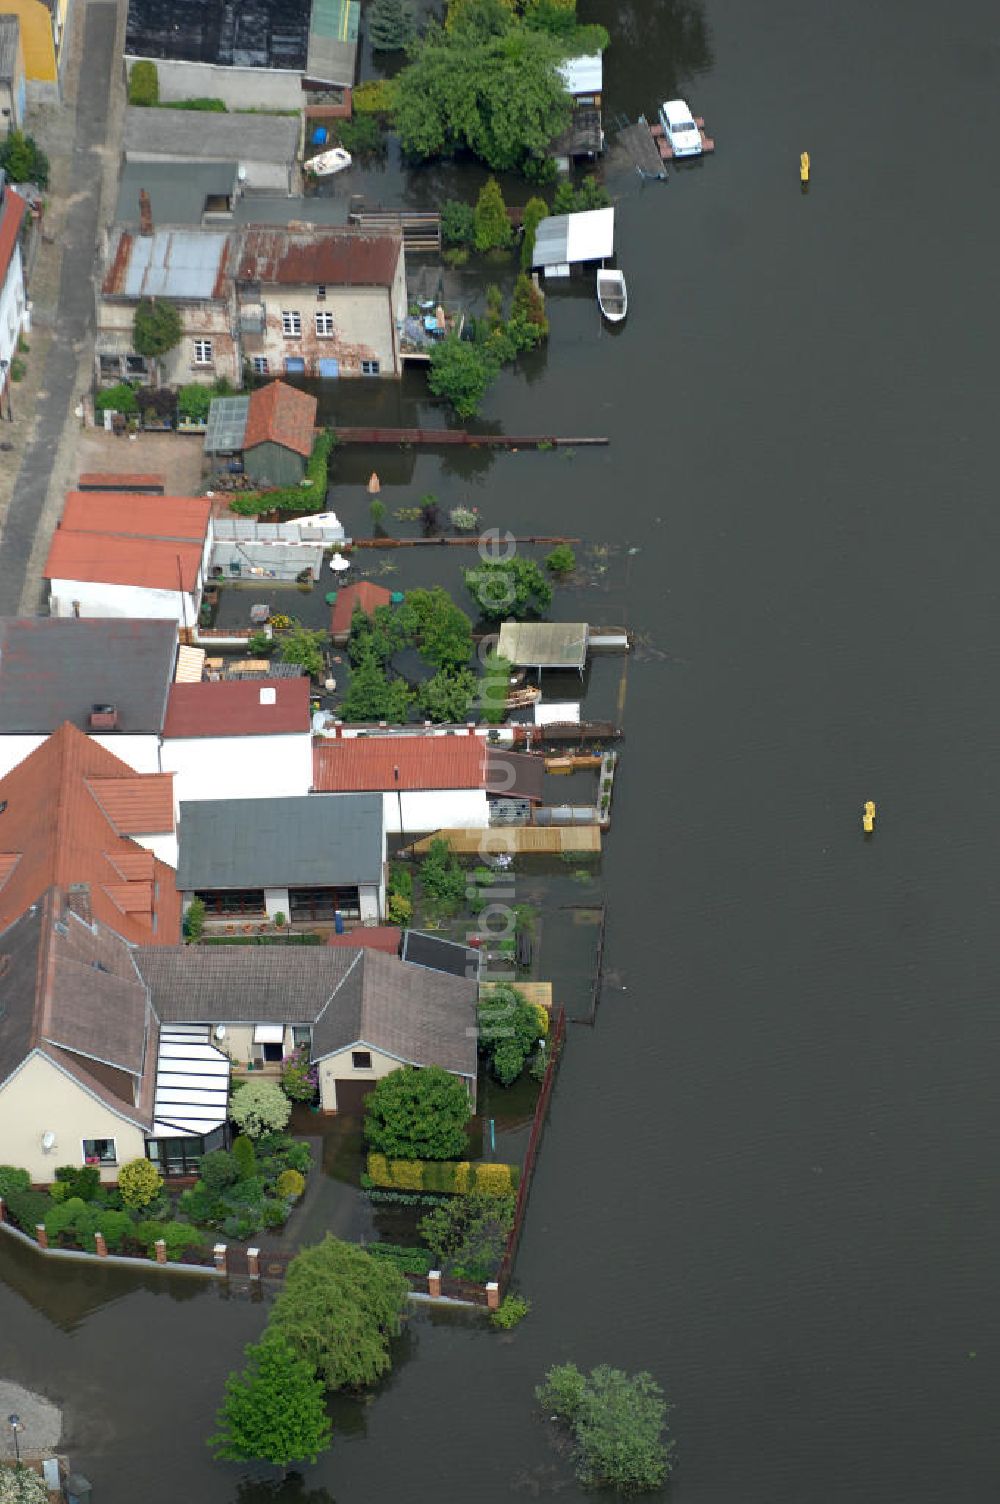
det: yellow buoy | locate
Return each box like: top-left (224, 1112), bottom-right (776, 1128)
top-left (862, 800), bottom-right (876, 834)
top-left (800, 150), bottom-right (810, 185)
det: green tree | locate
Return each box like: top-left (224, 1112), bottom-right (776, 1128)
top-left (545, 543), bottom-right (575, 575)
top-left (278, 623), bottom-right (327, 679)
top-left (365, 1064), bottom-right (472, 1160)
top-left (464, 556), bottom-right (552, 619)
top-left (407, 586), bottom-right (474, 669)
top-left (478, 984), bottom-right (543, 1084)
top-left (511, 271), bottom-right (548, 336)
top-left (428, 337), bottom-right (499, 419)
top-left (394, 18), bottom-right (571, 171)
top-left (132, 298), bottom-right (182, 385)
top-left (535, 1363), bottom-right (674, 1493)
top-left (0, 130), bottom-right (49, 187)
top-left (117, 1157), bottom-right (163, 1209)
top-left (441, 199), bottom-right (476, 246)
top-left (419, 836), bottom-right (466, 907)
top-left (419, 1190), bottom-right (514, 1280)
top-left (480, 648), bottom-right (512, 723)
top-left (520, 194), bottom-right (549, 270)
top-left (368, 0), bottom-right (416, 49)
top-left (418, 667), bottom-right (476, 722)
top-left (552, 174), bottom-right (611, 215)
top-left (269, 1235), bottom-right (409, 1391)
top-left (474, 177), bottom-right (513, 252)
top-left (369, 497), bottom-right (386, 533)
top-left (230, 1079), bottom-right (292, 1138)
top-left (209, 1335), bottom-right (332, 1466)
top-left (339, 645), bottom-right (413, 723)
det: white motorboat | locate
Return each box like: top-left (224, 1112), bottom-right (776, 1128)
top-left (597, 268), bottom-right (627, 322)
top-left (304, 147), bottom-right (353, 177)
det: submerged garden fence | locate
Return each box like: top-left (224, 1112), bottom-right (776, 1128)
top-left (497, 1003), bottom-right (567, 1297)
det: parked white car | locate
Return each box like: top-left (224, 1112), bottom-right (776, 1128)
top-left (658, 98), bottom-right (702, 157)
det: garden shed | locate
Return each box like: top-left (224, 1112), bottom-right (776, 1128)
top-left (205, 381), bottom-right (318, 488)
top-left (497, 621), bottom-right (590, 673)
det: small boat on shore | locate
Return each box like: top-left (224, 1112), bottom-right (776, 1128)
top-left (505, 684), bottom-right (542, 709)
top-left (304, 147), bottom-right (353, 177)
top-left (597, 268), bottom-right (627, 322)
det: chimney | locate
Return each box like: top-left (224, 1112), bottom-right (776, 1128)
top-left (67, 883), bottom-right (92, 924)
top-left (139, 189), bottom-right (153, 237)
top-left (89, 703), bottom-right (119, 731)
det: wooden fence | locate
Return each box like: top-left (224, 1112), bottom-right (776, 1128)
top-left (497, 1004), bottom-right (567, 1295)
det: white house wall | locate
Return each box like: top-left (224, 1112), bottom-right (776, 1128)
top-left (379, 788), bottom-right (489, 834)
top-left (161, 731), bottom-right (313, 806)
top-left (317, 1045), bottom-right (475, 1111)
top-left (0, 1052), bottom-right (146, 1184)
top-left (48, 578), bottom-right (200, 626)
top-left (0, 240), bottom-right (25, 373)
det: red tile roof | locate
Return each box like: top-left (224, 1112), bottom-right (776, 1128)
top-left (0, 186), bottom-right (26, 287)
top-left (243, 382), bottom-right (317, 458)
top-left (45, 532), bottom-right (204, 591)
top-left (162, 677), bottom-right (311, 739)
top-left (326, 926), bottom-right (401, 955)
top-left (330, 581), bottom-right (393, 637)
top-left (0, 722), bottom-right (180, 943)
top-left (313, 734), bottom-right (486, 793)
top-left (87, 775), bottom-right (175, 834)
top-left (236, 227), bottom-right (402, 289)
top-left (77, 473), bottom-right (164, 491)
top-left (60, 491), bottom-right (212, 540)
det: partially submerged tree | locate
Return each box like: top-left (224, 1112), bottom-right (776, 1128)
top-left (278, 623), bottom-right (327, 679)
top-left (269, 1235), bottom-right (409, 1391)
top-left (478, 984), bottom-right (546, 1084)
top-left (428, 337), bottom-right (499, 419)
top-left (210, 1335), bottom-right (332, 1467)
top-left (520, 194), bottom-right (549, 270)
top-left (368, 0), bottom-right (416, 49)
top-left (474, 177), bottom-right (513, 252)
top-left (536, 1363), bottom-right (674, 1493)
top-left (365, 1064), bottom-right (472, 1160)
top-left (419, 1190), bottom-right (514, 1281)
top-left (464, 556), bottom-right (553, 620)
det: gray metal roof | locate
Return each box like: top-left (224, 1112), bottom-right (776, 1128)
top-left (306, 0), bottom-right (359, 86)
top-left (176, 794), bottom-right (384, 890)
top-left (498, 621), bottom-right (590, 669)
top-left (232, 194), bottom-right (351, 229)
top-left (204, 395), bottom-right (249, 453)
top-left (0, 17), bottom-right (20, 81)
top-left (125, 0), bottom-right (311, 70)
top-left (531, 207), bottom-right (615, 269)
top-left (121, 229), bottom-right (230, 299)
top-left (115, 160), bottom-right (239, 228)
top-left (0, 617), bottom-right (177, 733)
top-left (124, 106), bottom-right (299, 166)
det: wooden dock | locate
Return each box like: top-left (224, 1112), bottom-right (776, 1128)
top-left (617, 117), bottom-right (668, 179)
top-left (332, 428), bottom-right (608, 447)
top-left (406, 825), bottom-right (601, 856)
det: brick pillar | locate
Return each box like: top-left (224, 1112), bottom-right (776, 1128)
top-left (154, 1238), bottom-right (167, 1264)
top-left (247, 1247), bottom-right (260, 1279)
top-left (428, 1269), bottom-right (442, 1298)
top-left (486, 1281), bottom-right (499, 1310)
top-left (94, 1230), bottom-right (108, 1257)
top-left (36, 1223), bottom-right (48, 1249)
top-left (213, 1242), bottom-right (227, 1274)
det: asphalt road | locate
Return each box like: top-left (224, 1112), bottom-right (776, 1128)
top-left (0, 0), bottom-right (118, 615)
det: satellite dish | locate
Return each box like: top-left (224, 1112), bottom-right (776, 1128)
top-left (214, 1025), bottom-right (227, 1041)
top-left (237, 165), bottom-right (247, 182)
top-left (41, 1131), bottom-right (56, 1152)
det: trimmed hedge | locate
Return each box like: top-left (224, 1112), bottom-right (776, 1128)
top-left (5, 1187), bottom-right (50, 1233)
top-left (161, 97), bottom-right (226, 111)
top-left (366, 1242), bottom-right (433, 1275)
top-left (227, 430), bottom-right (335, 517)
top-left (0, 1165), bottom-right (30, 1198)
top-left (136, 1218), bottom-right (207, 1261)
top-left (366, 1153), bottom-right (519, 1195)
top-left (128, 60), bottom-right (159, 106)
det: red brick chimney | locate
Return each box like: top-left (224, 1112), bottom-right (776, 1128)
top-left (139, 189), bottom-right (153, 237)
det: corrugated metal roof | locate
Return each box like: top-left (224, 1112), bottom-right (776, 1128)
top-left (497, 621), bottom-right (590, 668)
top-left (124, 106), bottom-right (299, 165)
top-left (103, 228), bottom-right (231, 299)
top-left (307, 0), bottom-right (359, 85)
top-left (236, 226), bottom-right (400, 288)
top-left (532, 207), bottom-right (614, 269)
top-left (557, 53), bottom-right (603, 95)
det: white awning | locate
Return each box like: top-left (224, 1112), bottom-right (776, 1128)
top-left (253, 1024), bottom-right (285, 1044)
top-left (534, 702), bottom-right (581, 725)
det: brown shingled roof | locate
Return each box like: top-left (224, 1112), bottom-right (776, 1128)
top-left (236, 227), bottom-right (402, 288)
top-left (0, 722), bottom-right (179, 943)
top-left (243, 382), bottom-right (317, 459)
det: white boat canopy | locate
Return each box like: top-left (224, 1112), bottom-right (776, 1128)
top-left (557, 53), bottom-right (603, 96)
top-left (532, 207), bottom-right (615, 272)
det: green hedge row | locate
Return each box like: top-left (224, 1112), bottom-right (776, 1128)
top-left (128, 60), bottom-right (158, 106)
top-left (228, 431), bottom-right (335, 517)
top-left (366, 1153), bottom-right (520, 1195)
top-left (366, 1242), bottom-right (433, 1275)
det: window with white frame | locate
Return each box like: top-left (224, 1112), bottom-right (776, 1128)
top-left (193, 339), bottom-right (213, 366)
top-left (316, 285), bottom-right (327, 301)
top-left (82, 1137), bottom-right (117, 1166)
top-left (252, 356), bottom-right (269, 375)
top-left (281, 311), bottom-right (302, 337)
top-left (360, 359), bottom-right (380, 376)
top-left (315, 311), bottom-right (334, 337)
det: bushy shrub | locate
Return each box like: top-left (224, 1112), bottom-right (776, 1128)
top-left (536, 1363), bottom-right (674, 1492)
top-left (0, 1165), bottom-right (30, 1198)
top-left (280, 1049), bottom-right (318, 1104)
top-left (491, 1293), bottom-right (530, 1328)
top-left (178, 383), bottom-right (213, 421)
top-left (261, 1198), bottom-right (289, 1230)
top-left (200, 1149), bottom-right (240, 1191)
top-left (0, 1463), bottom-right (49, 1503)
top-left (275, 1168), bottom-right (306, 1201)
top-left (545, 543), bottom-right (576, 576)
top-left (367, 1242), bottom-right (433, 1275)
top-left (232, 1135), bottom-right (256, 1179)
top-left (223, 1176), bottom-right (265, 1209)
top-left (352, 78), bottom-right (398, 115)
top-left (441, 199), bottom-right (475, 247)
top-left (231, 1079), bottom-right (291, 1138)
top-left (419, 1191), bottom-right (515, 1281)
top-left (44, 1196), bottom-right (95, 1246)
top-left (128, 59), bottom-right (159, 106)
top-left (222, 1212), bottom-right (260, 1241)
top-left (94, 381), bottom-right (138, 415)
top-left (96, 1209), bottom-right (134, 1252)
top-left (162, 96), bottom-right (226, 111)
top-left (335, 115), bottom-right (383, 155)
top-left (54, 1164), bottom-right (101, 1201)
top-left (137, 1219), bottom-right (206, 1261)
top-left (118, 1158), bottom-right (163, 1209)
top-left (365, 1065), bottom-right (472, 1160)
top-left (386, 892), bottom-right (412, 924)
top-left (47, 1180), bottom-right (68, 1204)
top-left (366, 1152), bottom-right (519, 1195)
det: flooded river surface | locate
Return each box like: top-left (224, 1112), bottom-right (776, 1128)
top-left (5, 1), bottom-right (1000, 1499)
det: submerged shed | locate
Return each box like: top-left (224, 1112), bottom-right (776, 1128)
top-left (531, 207), bottom-right (614, 276)
top-left (498, 621), bottom-right (589, 672)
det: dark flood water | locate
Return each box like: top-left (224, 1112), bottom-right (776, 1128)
top-left (5, 2), bottom-right (1000, 1499)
